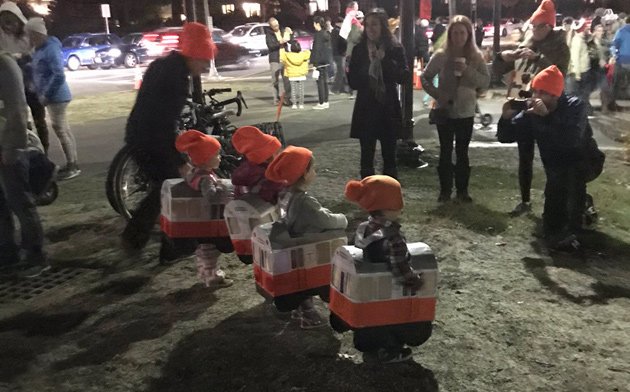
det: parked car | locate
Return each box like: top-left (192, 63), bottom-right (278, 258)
top-left (140, 27), bottom-right (253, 68)
top-left (223, 23), bottom-right (269, 55)
top-left (121, 32), bottom-right (163, 58)
top-left (483, 18), bottom-right (524, 37)
top-left (61, 33), bottom-right (148, 70)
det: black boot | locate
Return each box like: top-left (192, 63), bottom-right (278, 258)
top-left (437, 165), bottom-right (453, 202)
top-left (455, 165), bottom-right (472, 203)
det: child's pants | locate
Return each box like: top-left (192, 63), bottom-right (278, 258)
top-left (290, 80), bottom-right (305, 107)
top-left (195, 243), bottom-right (221, 287)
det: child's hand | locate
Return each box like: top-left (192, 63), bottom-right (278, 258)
top-left (403, 273), bottom-right (424, 290)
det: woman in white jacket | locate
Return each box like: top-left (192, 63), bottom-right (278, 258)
top-left (421, 15), bottom-right (490, 203)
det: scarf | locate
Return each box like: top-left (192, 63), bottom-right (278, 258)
top-left (367, 40), bottom-right (386, 103)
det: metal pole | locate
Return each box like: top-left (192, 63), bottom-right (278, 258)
top-left (186, 0), bottom-right (203, 103)
top-left (399, 0), bottom-right (414, 142)
top-left (493, 0), bottom-right (501, 55)
top-left (105, 17), bottom-right (109, 34)
top-left (449, 0), bottom-right (457, 18)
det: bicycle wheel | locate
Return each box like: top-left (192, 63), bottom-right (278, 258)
top-left (107, 145), bottom-right (152, 220)
top-left (253, 122), bottom-right (286, 146)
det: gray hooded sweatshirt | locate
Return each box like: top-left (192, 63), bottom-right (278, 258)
top-left (0, 52), bottom-right (28, 162)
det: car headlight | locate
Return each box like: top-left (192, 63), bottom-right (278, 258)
top-left (108, 48), bottom-right (122, 57)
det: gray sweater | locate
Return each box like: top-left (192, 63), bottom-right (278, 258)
top-left (421, 51), bottom-right (490, 119)
top-left (0, 53), bottom-right (28, 162)
top-left (285, 190), bottom-right (348, 237)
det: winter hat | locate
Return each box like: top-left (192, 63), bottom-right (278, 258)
top-left (420, 19), bottom-right (429, 28)
top-left (25, 17), bottom-right (47, 36)
top-left (531, 65), bottom-right (564, 97)
top-left (265, 145), bottom-right (313, 185)
top-left (530, 0), bottom-right (556, 27)
top-left (180, 22), bottom-right (216, 60)
top-left (0, 1), bottom-right (27, 25)
top-left (572, 18), bottom-right (587, 33)
top-left (232, 126), bottom-right (281, 165)
top-left (175, 130), bottom-right (221, 166)
top-left (344, 175), bottom-right (403, 212)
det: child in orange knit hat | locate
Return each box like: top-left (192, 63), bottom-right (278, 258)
top-left (175, 130), bottom-right (233, 288)
top-left (344, 175), bottom-right (424, 363)
top-left (265, 146), bottom-right (348, 328)
top-left (231, 126), bottom-right (285, 204)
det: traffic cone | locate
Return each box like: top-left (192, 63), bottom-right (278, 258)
top-left (413, 58), bottom-right (423, 90)
top-left (133, 65), bottom-right (143, 90)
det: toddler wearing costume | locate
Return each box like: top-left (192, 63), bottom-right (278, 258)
top-left (175, 130), bottom-right (233, 288)
top-left (265, 146), bottom-right (348, 329)
top-left (344, 175), bottom-right (431, 363)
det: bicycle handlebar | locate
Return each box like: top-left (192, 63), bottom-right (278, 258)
top-left (206, 88), bottom-right (232, 96)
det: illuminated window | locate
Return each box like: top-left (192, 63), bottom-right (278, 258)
top-left (222, 4), bottom-right (235, 14)
top-left (242, 2), bottom-right (261, 18)
top-left (308, 0), bottom-right (328, 14)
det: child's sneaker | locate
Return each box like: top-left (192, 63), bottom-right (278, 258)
top-left (290, 309), bottom-right (302, 320)
top-left (207, 269), bottom-right (233, 288)
top-left (291, 104), bottom-right (298, 109)
top-left (298, 104), bottom-right (304, 109)
top-left (377, 347), bottom-right (413, 364)
top-left (300, 308), bottom-right (325, 329)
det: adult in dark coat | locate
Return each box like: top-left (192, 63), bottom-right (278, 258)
top-left (414, 18), bottom-right (430, 65)
top-left (311, 16), bottom-right (333, 107)
top-left (122, 23), bottom-right (216, 253)
top-left (348, 10), bottom-right (408, 179)
top-left (431, 17), bottom-right (446, 46)
top-left (265, 17), bottom-right (293, 105)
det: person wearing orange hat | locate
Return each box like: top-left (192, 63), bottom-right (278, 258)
top-left (265, 145), bottom-right (348, 328)
top-left (175, 130), bottom-right (233, 288)
top-left (498, 65), bottom-right (605, 252)
top-left (496, 0), bottom-right (570, 218)
top-left (230, 126), bottom-right (284, 204)
top-left (122, 22), bottom-right (217, 256)
top-left (343, 175), bottom-right (425, 363)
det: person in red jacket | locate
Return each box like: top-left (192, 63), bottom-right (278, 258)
top-left (230, 126), bottom-right (284, 204)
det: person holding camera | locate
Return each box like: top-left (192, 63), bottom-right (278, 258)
top-left (421, 15), bottom-right (489, 203)
top-left (497, 65), bottom-right (603, 251)
top-left (495, 0), bottom-right (569, 216)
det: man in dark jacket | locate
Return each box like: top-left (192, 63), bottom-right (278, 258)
top-left (121, 22), bottom-right (216, 252)
top-left (0, 52), bottom-right (48, 276)
top-left (312, 16), bottom-right (332, 109)
top-left (430, 17), bottom-right (446, 46)
top-left (265, 17), bottom-right (292, 106)
top-left (496, 0), bottom-right (570, 217)
top-left (414, 18), bottom-right (430, 65)
top-left (498, 65), bottom-right (597, 251)
top-left (331, 16), bottom-right (350, 95)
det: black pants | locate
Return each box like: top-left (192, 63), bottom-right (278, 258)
top-left (517, 138), bottom-right (535, 203)
top-left (25, 89), bottom-right (49, 152)
top-left (316, 65), bottom-right (329, 104)
top-left (332, 56), bottom-right (350, 94)
top-left (359, 136), bottom-right (398, 179)
top-left (543, 164), bottom-right (587, 237)
top-left (436, 117), bottom-right (473, 169)
top-left (122, 145), bottom-right (181, 248)
top-left (353, 322), bottom-right (432, 353)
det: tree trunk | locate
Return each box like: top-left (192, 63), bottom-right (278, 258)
top-left (172, 0), bottom-right (183, 26)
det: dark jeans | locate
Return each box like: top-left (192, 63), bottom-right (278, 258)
top-left (122, 145), bottom-right (181, 248)
top-left (25, 89), bottom-right (49, 152)
top-left (316, 65), bottom-right (329, 104)
top-left (353, 322), bottom-right (433, 353)
top-left (517, 138), bottom-right (535, 203)
top-left (270, 62), bottom-right (292, 104)
top-left (0, 151), bottom-right (45, 263)
top-left (436, 117), bottom-right (474, 169)
top-left (359, 136), bottom-right (398, 179)
top-left (612, 62), bottom-right (630, 103)
top-left (332, 56), bottom-right (350, 94)
top-left (543, 164), bottom-right (587, 236)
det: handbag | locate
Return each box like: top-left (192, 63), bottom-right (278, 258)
top-left (583, 136), bottom-right (605, 183)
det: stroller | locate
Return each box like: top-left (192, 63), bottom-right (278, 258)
top-left (26, 129), bottom-right (58, 206)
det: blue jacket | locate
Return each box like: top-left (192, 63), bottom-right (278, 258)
top-left (31, 36), bottom-right (72, 103)
top-left (497, 94), bottom-right (590, 168)
top-left (613, 24), bottom-right (630, 64)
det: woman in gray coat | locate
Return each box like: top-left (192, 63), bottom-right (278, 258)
top-left (421, 15), bottom-right (490, 203)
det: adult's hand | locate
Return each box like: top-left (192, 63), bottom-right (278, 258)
top-left (526, 98), bottom-right (549, 116)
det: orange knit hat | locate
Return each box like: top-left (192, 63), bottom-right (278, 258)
top-left (232, 126), bottom-right (282, 164)
top-left (344, 175), bottom-right (403, 212)
top-left (531, 65), bottom-right (564, 97)
top-left (180, 22), bottom-right (216, 60)
top-left (175, 130), bottom-right (221, 166)
top-left (265, 145), bottom-right (313, 185)
top-left (530, 0), bottom-right (556, 27)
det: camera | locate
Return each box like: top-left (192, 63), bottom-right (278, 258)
top-left (509, 98), bottom-right (529, 111)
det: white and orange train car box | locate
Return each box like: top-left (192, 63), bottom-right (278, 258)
top-left (252, 222), bottom-right (347, 305)
top-left (224, 193), bottom-right (280, 264)
top-left (160, 178), bottom-right (232, 239)
top-left (329, 242), bottom-right (438, 329)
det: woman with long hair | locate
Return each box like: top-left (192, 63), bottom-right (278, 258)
top-left (421, 15), bottom-right (490, 202)
top-left (348, 9), bottom-right (408, 179)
